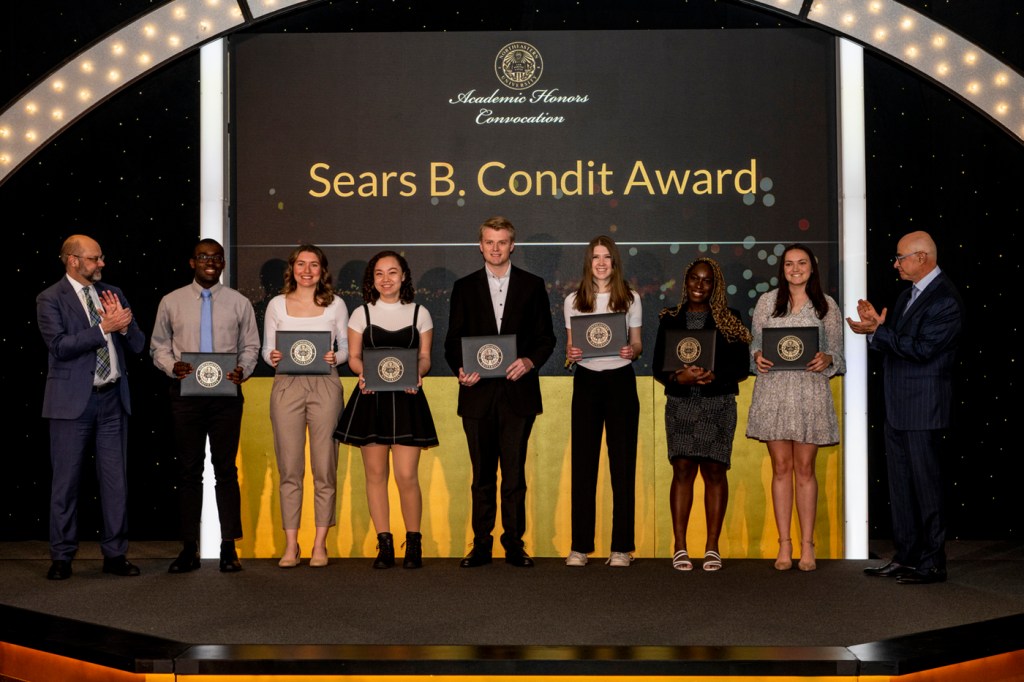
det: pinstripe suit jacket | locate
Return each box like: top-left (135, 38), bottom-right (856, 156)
top-left (869, 271), bottom-right (963, 430)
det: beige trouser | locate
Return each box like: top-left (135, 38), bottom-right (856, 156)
top-left (269, 371), bottom-right (344, 529)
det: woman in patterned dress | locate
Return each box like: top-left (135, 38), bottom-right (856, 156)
top-left (746, 244), bottom-right (844, 572)
top-left (653, 257), bottom-right (751, 571)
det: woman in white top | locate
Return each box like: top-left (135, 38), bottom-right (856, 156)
top-left (747, 243), bottom-right (844, 572)
top-left (263, 244), bottom-right (349, 568)
top-left (563, 236), bottom-right (642, 568)
top-left (334, 251), bottom-right (438, 569)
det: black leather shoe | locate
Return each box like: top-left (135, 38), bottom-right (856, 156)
top-left (219, 540), bottom-right (242, 573)
top-left (47, 560), bottom-right (72, 580)
top-left (373, 532), bottom-right (396, 569)
top-left (504, 549), bottom-right (535, 568)
top-left (863, 561), bottom-right (915, 578)
top-left (169, 547), bottom-right (201, 574)
top-left (460, 547), bottom-right (493, 568)
top-left (898, 567), bottom-right (947, 585)
top-left (102, 555), bottom-right (140, 577)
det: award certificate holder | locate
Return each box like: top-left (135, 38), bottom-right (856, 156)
top-left (570, 312), bottom-right (627, 359)
top-left (275, 330), bottom-right (332, 375)
top-left (363, 348), bottom-right (419, 391)
top-left (761, 327), bottom-right (819, 370)
top-left (180, 352), bottom-right (239, 397)
top-left (661, 328), bottom-right (717, 373)
top-left (461, 335), bottom-right (517, 378)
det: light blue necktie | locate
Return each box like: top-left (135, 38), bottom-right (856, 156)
top-left (83, 286), bottom-right (112, 380)
top-left (200, 289), bottom-right (213, 352)
top-left (905, 285), bottom-right (920, 312)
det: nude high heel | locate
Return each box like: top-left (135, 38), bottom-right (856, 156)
top-left (774, 538), bottom-right (793, 571)
top-left (799, 540), bottom-right (816, 572)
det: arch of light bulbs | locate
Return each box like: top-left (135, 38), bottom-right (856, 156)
top-left (1, 0), bottom-right (1020, 185)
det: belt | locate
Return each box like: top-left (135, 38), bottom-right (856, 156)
top-left (93, 379), bottom-right (119, 393)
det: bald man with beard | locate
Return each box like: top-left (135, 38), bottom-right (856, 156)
top-left (36, 234), bottom-right (145, 580)
top-left (848, 231), bottom-right (964, 585)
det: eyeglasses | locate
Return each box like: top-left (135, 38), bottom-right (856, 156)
top-left (195, 254), bottom-right (225, 264)
top-left (73, 254), bottom-right (105, 263)
top-left (894, 251), bottom-right (924, 263)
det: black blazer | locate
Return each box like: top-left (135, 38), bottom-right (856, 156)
top-left (444, 265), bottom-right (556, 418)
top-left (870, 271), bottom-right (963, 430)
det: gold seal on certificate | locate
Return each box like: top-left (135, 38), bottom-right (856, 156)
top-left (776, 335), bottom-right (804, 362)
top-left (195, 361), bottom-right (224, 389)
top-left (675, 336), bottom-right (702, 364)
top-left (289, 338), bottom-right (318, 367)
top-left (476, 343), bottom-right (504, 372)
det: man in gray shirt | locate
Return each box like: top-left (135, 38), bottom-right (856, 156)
top-left (151, 238), bottom-right (260, 573)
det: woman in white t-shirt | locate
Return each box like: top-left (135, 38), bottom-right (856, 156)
top-left (563, 236), bottom-right (642, 568)
top-left (263, 244), bottom-right (349, 569)
top-left (334, 251), bottom-right (438, 569)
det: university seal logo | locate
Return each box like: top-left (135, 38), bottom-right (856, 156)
top-left (585, 322), bottom-right (612, 349)
top-left (377, 356), bottom-right (405, 384)
top-left (777, 335), bottom-right (804, 362)
top-left (675, 337), bottom-right (702, 365)
top-left (289, 339), bottom-right (317, 366)
top-left (495, 41), bottom-right (543, 90)
top-left (477, 343), bottom-right (504, 371)
top-left (195, 361), bottom-right (223, 389)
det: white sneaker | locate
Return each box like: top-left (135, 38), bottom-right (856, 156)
top-left (565, 551), bottom-right (588, 567)
top-left (606, 552), bottom-right (634, 567)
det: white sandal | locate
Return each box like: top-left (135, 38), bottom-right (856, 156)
top-left (703, 550), bottom-right (722, 571)
top-left (672, 549), bottom-right (693, 571)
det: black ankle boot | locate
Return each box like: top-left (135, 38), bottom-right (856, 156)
top-left (403, 531), bottom-right (423, 569)
top-left (373, 532), bottom-right (395, 569)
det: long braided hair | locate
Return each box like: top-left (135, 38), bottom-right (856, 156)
top-left (659, 256), bottom-right (752, 344)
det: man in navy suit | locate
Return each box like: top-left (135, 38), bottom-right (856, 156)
top-left (445, 216), bottom-right (555, 568)
top-left (36, 234), bottom-right (145, 580)
top-left (848, 231), bottom-right (964, 584)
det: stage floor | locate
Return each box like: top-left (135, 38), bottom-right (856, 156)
top-left (1, 540), bottom-right (1022, 678)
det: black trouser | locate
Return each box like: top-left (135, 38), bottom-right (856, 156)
top-left (570, 364), bottom-right (639, 554)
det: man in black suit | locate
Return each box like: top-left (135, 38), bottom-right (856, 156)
top-left (848, 231), bottom-right (964, 584)
top-left (36, 234), bottom-right (146, 580)
top-left (445, 216), bottom-right (556, 567)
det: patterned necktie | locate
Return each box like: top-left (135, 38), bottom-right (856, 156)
top-left (200, 289), bottom-right (213, 353)
top-left (83, 286), bottom-right (112, 380)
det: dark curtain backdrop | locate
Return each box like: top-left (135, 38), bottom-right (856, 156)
top-left (3, 1), bottom-right (1021, 543)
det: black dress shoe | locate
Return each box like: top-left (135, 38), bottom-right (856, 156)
top-left (220, 541), bottom-right (243, 573)
top-left (898, 567), bottom-right (947, 585)
top-left (102, 555), bottom-right (140, 577)
top-left (168, 548), bottom-right (201, 574)
top-left (47, 560), bottom-right (72, 580)
top-left (863, 561), bottom-right (915, 578)
top-left (504, 549), bottom-right (535, 568)
top-left (460, 548), bottom-right (493, 568)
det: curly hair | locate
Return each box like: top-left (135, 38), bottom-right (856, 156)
top-left (362, 250), bottom-right (415, 304)
top-left (572, 235), bottom-right (636, 313)
top-left (773, 243), bottom-right (829, 320)
top-left (282, 244), bottom-right (334, 307)
top-left (660, 256), bottom-right (752, 344)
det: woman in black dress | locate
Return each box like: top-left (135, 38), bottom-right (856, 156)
top-left (334, 251), bottom-right (438, 569)
top-left (653, 257), bottom-right (751, 571)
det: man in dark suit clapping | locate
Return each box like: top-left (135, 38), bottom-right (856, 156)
top-left (848, 230), bottom-right (964, 584)
top-left (36, 234), bottom-right (146, 580)
top-left (445, 217), bottom-right (556, 568)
